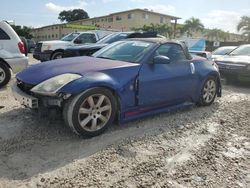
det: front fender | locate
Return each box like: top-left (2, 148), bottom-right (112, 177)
top-left (59, 72), bottom-right (138, 113)
top-left (59, 72), bottom-right (121, 95)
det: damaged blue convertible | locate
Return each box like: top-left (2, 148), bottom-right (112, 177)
top-left (12, 38), bottom-right (221, 137)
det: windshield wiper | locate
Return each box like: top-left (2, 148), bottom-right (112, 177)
top-left (98, 56), bottom-right (115, 60)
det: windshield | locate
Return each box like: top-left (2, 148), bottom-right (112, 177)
top-left (61, 32), bottom-right (80, 41)
top-left (96, 33), bottom-right (130, 44)
top-left (229, 45), bottom-right (250, 56)
top-left (212, 47), bottom-right (236, 55)
top-left (93, 41), bottom-right (154, 63)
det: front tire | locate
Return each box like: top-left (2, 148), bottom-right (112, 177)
top-left (63, 88), bottom-right (117, 137)
top-left (51, 51), bottom-right (63, 60)
top-left (199, 77), bottom-right (217, 106)
top-left (0, 63), bottom-right (11, 87)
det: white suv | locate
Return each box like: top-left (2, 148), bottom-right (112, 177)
top-left (0, 21), bottom-right (28, 87)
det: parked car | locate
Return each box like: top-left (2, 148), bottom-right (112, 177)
top-left (63, 32), bottom-right (162, 58)
top-left (0, 21), bottom-right (28, 87)
top-left (215, 44), bottom-right (250, 82)
top-left (27, 39), bottom-right (36, 53)
top-left (189, 50), bottom-right (212, 60)
top-left (12, 38), bottom-right (221, 137)
top-left (212, 46), bottom-right (237, 60)
top-left (33, 31), bottom-right (113, 61)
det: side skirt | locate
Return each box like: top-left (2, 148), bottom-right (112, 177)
top-left (119, 101), bottom-right (195, 124)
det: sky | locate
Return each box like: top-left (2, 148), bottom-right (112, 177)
top-left (1, 0), bottom-right (250, 33)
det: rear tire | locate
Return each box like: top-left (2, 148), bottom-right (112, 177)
top-left (199, 76), bottom-right (217, 106)
top-left (63, 88), bottom-right (117, 137)
top-left (0, 63), bottom-right (11, 87)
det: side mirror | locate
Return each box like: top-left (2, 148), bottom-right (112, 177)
top-left (153, 55), bottom-right (171, 64)
top-left (74, 38), bottom-right (82, 44)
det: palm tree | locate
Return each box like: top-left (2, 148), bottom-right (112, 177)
top-left (237, 16), bottom-right (250, 42)
top-left (183, 17), bottom-right (204, 37)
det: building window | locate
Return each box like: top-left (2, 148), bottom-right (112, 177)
top-left (128, 13), bottom-right (134, 19)
top-left (116, 16), bottom-right (122, 21)
top-left (160, 17), bottom-right (164, 23)
top-left (52, 34), bottom-right (54, 38)
top-left (142, 13), bottom-right (149, 19)
top-left (56, 34), bottom-right (58, 38)
top-left (108, 17), bottom-right (113, 22)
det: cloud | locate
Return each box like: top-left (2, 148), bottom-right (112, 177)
top-left (102, 0), bottom-right (116, 3)
top-left (130, 0), bottom-right (147, 2)
top-left (45, 0), bottom-right (88, 13)
top-left (202, 10), bottom-right (245, 33)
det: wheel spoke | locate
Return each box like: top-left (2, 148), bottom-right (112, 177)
top-left (87, 96), bottom-right (95, 108)
top-left (80, 116), bottom-right (92, 127)
top-left (96, 95), bottom-right (105, 107)
top-left (99, 105), bottom-right (111, 112)
top-left (0, 68), bottom-right (5, 82)
top-left (99, 115), bottom-right (108, 123)
top-left (91, 118), bottom-right (97, 130)
top-left (79, 107), bottom-right (91, 114)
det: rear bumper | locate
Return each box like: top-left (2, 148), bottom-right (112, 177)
top-left (6, 56), bottom-right (29, 73)
top-left (33, 50), bottom-right (53, 61)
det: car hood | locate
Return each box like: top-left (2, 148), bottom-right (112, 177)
top-left (16, 56), bottom-right (140, 85)
top-left (41, 40), bottom-right (71, 45)
top-left (216, 55), bottom-right (250, 64)
top-left (66, 43), bottom-right (108, 51)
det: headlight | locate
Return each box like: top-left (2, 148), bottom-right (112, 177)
top-left (31, 73), bottom-right (82, 96)
top-left (41, 44), bottom-right (51, 52)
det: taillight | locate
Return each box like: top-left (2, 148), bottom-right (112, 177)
top-left (18, 42), bottom-right (25, 54)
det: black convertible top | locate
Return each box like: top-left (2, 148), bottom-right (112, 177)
top-left (126, 38), bottom-right (192, 60)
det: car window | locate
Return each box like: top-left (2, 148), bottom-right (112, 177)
top-left (97, 33), bottom-right (129, 44)
top-left (154, 43), bottom-right (187, 62)
top-left (61, 32), bottom-right (80, 41)
top-left (0, 28), bottom-right (10, 40)
top-left (229, 45), bottom-right (250, 56)
top-left (75, 33), bottom-right (97, 44)
top-left (93, 41), bottom-right (154, 63)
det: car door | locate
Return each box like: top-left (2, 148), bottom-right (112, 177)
top-left (138, 43), bottom-right (196, 107)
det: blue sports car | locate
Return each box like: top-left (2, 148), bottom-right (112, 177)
top-left (12, 38), bottom-right (221, 137)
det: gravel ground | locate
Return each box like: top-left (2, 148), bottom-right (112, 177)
top-left (0, 74), bottom-right (249, 187)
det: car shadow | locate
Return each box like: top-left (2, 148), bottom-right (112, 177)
top-left (0, 102), bottom-right (219, 180)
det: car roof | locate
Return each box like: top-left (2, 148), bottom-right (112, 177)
top-left (125, 37), bottom-right (180, 44)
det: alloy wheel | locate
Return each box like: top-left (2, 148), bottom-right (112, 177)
top-left (78, 94), bottom-right (112, 132)
top-left (203, 79), bottom-right (216, 103)
top-left (0, 67), bottom-right (6, 83)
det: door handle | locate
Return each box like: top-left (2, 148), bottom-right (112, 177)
top-left (190, 63), bottom-right (195, 74)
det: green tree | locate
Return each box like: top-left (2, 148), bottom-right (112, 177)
top-left (58, 9), bottom-right (89, 22)
top-left (183, 17), bottom-right (204, 37)
top-left (237, 16), bottom-right (250, 42)
top-left (131, 23), bottom-right (173, 38)
top-left (11, 25), bottom-right (33, 39)
top-left (205, 29), bottom-right (230, 42)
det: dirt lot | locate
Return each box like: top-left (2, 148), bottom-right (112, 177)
top-left (0, 68), bottom-right (250, 187)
